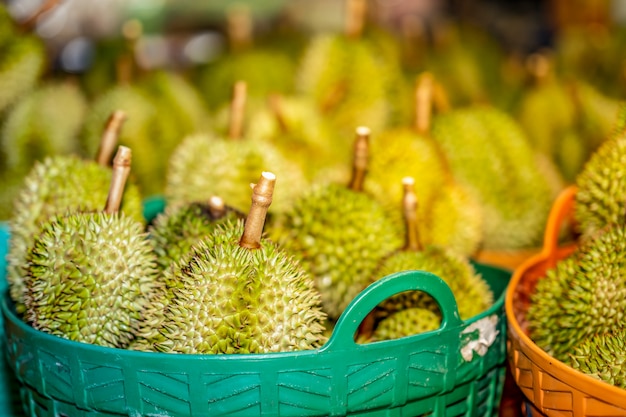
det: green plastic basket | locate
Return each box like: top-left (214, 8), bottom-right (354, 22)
top-left (1, 198), bottom-right (511, 416)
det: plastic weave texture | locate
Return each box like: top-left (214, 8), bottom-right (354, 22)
top-left (1, 198), bottom-right (511, 416)
top-left (506, 186), bottom-right (626, 417)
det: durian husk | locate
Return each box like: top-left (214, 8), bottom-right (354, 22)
top-left (0, 35), bottom-right (45, 114)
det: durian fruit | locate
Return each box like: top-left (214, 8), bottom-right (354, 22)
top-left (568, 330), bottom-right (626, 389)
top-left (365, 73), bottom-right (483, 257)
top-left (295, 0), bottom-right (401, 138)
top-left (81, 84), bottom-right (159, 196)
top-left (165, 81), bottom-right (308, 214)
top-left (370, 307), bottom-right (440, 342)
top-left (574, 132), bottom-right (626, 240)
top-left (527, 225), bottom-right (626, 362)
top-left (0, 29), bottom-right (46, 114)
top-left (246, 94), bottom-right (345, 180)
top-left (270, 127), bottom-right (403, 320)
top-left (133, 171), bottom-right (327, 354)
top-left (22, 146), bottom-right (158, 348)
top-left (374, 177), bottom-right (493, 322)
top-left (6, 112), bottom-right (144, 312)
top-left (196, 5), bottom-right (296, 111)
top-left (431, 105), bottom-right (555, 250)
top-left (1, 81), bottom-right (87, 173)
top-left (149, 196), bottom-right (243, 271)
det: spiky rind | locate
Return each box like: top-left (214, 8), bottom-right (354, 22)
top-left (371, 307), bottom-right (440, 342)
top-left (574, 136), bottom-right (626, 240)
top-left (567, 331), bottom-right (626, 388)
top-left (6, 156), bottom-right (144, 310)
top-left (528, 227), bottom-right (626, 361)
top-left (166, 134), bottom-right (308, 214)
top-left (134, 219), bottom-right (327, 354)
top-left (431, 106), bottom-right (554, 249)
top-left (273, 183), bottom-right (403, 320)
top-left (23, 212), bottom-right (158, 348)
top-left (149, 201), bottom-right (242, 271)
top-left (0, 36), bottom-right (45, 113)
top-left (376, 246), bottom-right (493, 320)
top-left (1, 82), bottom-right (87, 173)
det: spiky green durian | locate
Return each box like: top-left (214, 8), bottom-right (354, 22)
top-left (574, 135), bottom-right (626, 240)
top-left (371, 307), bottom-right (440, 342)
top-left (295, 33), bottom-right (393, 137)
top-left (23, 211), bottom-right (158, 348)
top-left (376, 247), bottom-right (493, 320)
top-left (6, 155), bottom-right (144, 311)
top-left (81, 85), bottom-right (159, 195)
top-left (134, 173), bottom-right (327, 354)
top-left (246, 95), bottom-right (346, 180)
top-left (0, 35), bottom-right (46, 114)
top-left (575, 81), bottom-right (622, 153)
top-left (431, 105), bottom-right (554, 249)
top-left (198, 49), bottom-right (296, 111)
top-left (567, 331), bottom-right (626, 389)
top-left (149, 197), bottom-right (243, 271)
top-left (165, 133), bottom-right (307, 214)
top-left (1, 82), bottom-right (87, 173)
top-left (528, 226), bottom-right (626, 361)
top-left (272, 182), bottom-right (403, 320)
top-left (422, 182), bottom-right (484, 257)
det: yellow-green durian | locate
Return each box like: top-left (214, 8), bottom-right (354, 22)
top-left (149, 197), bottom-right (243, 271)
top-left (23, 211), bottom-right (158, 348)
top-left (134, 173), bottom-right (327, 354)
top-left (431, 105), bottom-right (554, 250)
top-left (1, 82), bottom-right (87, 173)
top-left (527, 226), bottom-right (626, 362)
top-left (567, 331), bottom-right (626, 389)
top-left (6, 155), bottom-right (144, 311)
top-left (370, 307), bottom-right (440, 342)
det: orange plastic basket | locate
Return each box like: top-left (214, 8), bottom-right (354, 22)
top-left (505, 185), bottom-right (626, 416)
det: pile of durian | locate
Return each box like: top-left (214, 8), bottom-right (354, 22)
top-left (1, 1), bottom-right (625, 355)
top-left (527, 105), bottom-right (626, 389)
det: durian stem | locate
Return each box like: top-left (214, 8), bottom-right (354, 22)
top-left (104, 146), bottom-right (132, 214)
top-left (432, 80), bottom-right (451, 114)
top-left (239, 172), bottom-right (276, 249)
top-left (345, 0), bottom-right (367, 39)
top-left (268, 94), bottom-right (289, 134)
top-left (349, 126), bottom-right (370, 192)
top-left (415, 72), bottom-right (434, 135)
top-left (96, 110), bottom-right (126, 167)
top-left (402, 177), bottom-right (423, 251)
top-left (526, 50), bottom-right (553, 85)
top-left (116, 19), bottom-right (143, 85)
top-left (227, 4), bottom-right (253, 51)
top-left (208, 196), bottom-right (227, 219)
top-left (228, 81), bottom-right (247, 140)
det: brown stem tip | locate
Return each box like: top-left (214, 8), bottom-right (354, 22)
top-left (239, 171), bottom-right (276, 249)
top-left (349, 126), bottom-right (370, 192)
top-left (96, 110), bottom-right (126, 167)
top-left (104, 146), bottom-right (132, 215)
top-left (402, 176), bottom-right (422, 251)
top-left (208, 196), bottom-right (227, 219)
top-left (415, 72), bottom-right (434, 135)
top-left (228, 80), bottom-right (247, 140)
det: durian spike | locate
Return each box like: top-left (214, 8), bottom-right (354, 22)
top-left (19, 0), bottom-right (61, 31)
top-left (402, 177), bottom-right (423, 251)
top-left (227, 4), bottom-right (253, 51)
top-left (268, 94), bottom-right (289, 134)
top-left (104, 146), bottom-right (132, 214)
top-left (228, 81), bottom-right (247, 140)
top-left (208, 196), bottom-right (227, 219)
top-left (415, 72), bottom-right (434, 136)
top-left (345, 0), bottom-right (367, 39)
top-left (432, 80), bottom-right (451, 114)
top-left (96, 110), bottom-right (126, 167)
top-left (349, 126), bottom-right (370, 192)
top-left (239, 171), bottom-right (276, 249)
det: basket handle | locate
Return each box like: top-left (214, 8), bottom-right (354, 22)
top-left (324, 270), bottom-right (464, 350)
top-left (541, 185), bottom-right (577, 265)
